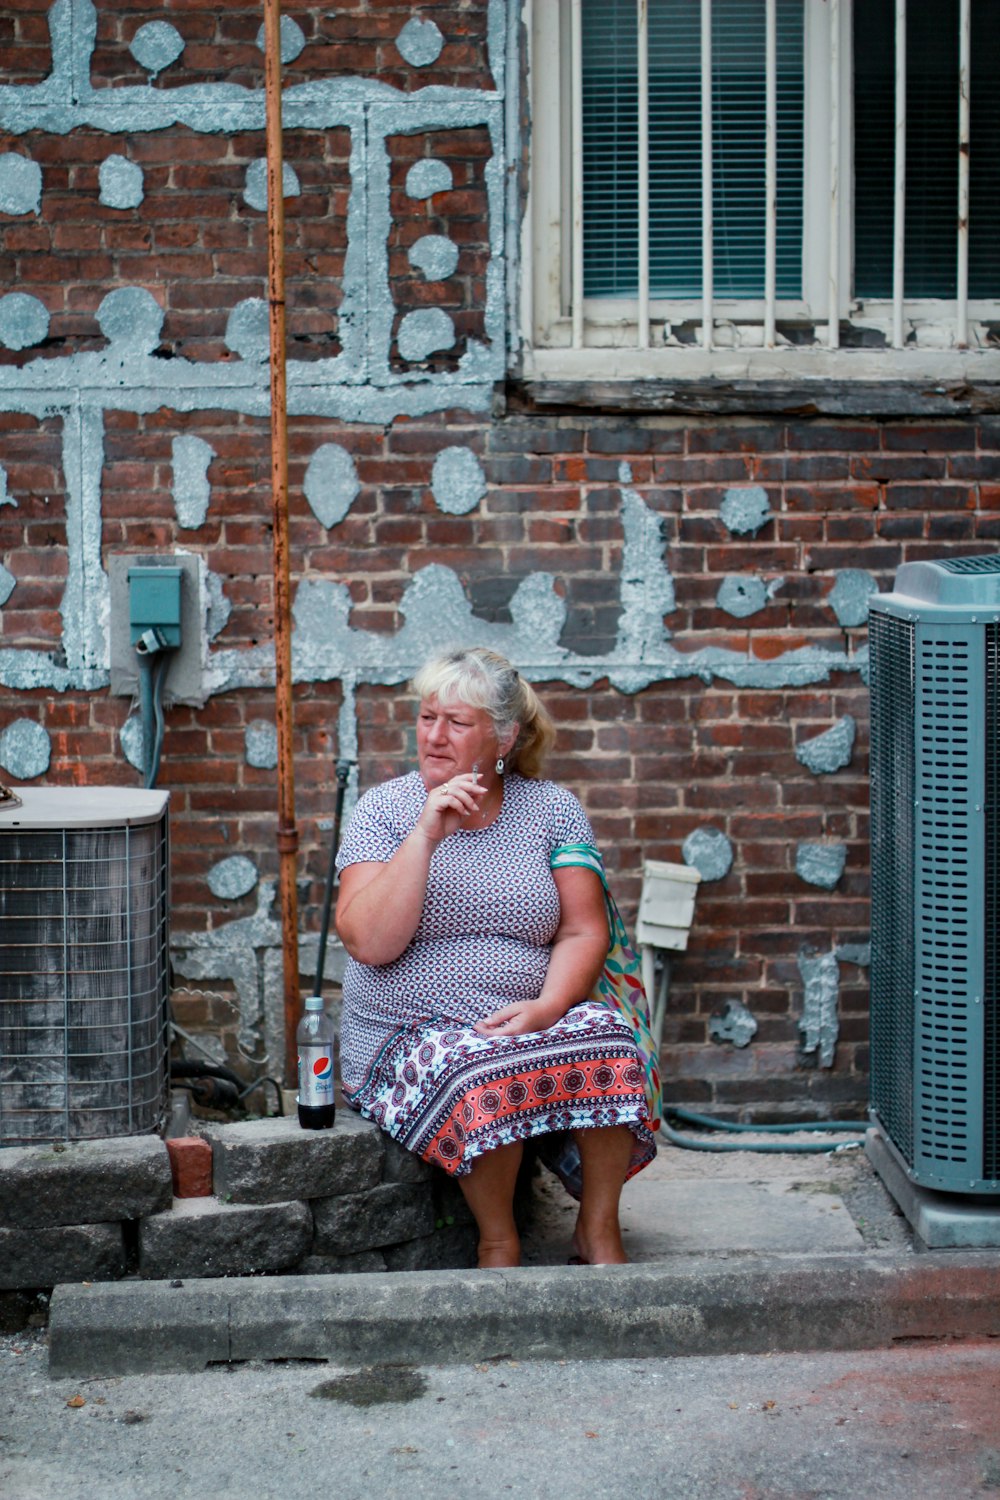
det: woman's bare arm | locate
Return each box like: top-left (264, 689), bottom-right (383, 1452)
top-left (474, 865), bottom-right (608, 1036)
top-left (335, 770), bottom-right (488, 965)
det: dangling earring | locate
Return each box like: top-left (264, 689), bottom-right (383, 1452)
top-left (495, 755), bottom-right (505, 776)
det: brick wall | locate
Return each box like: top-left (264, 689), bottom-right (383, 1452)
top-left (2, 1), bottom-right (1000, 1123)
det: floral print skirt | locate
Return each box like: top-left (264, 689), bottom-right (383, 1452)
top-left (344, 999), bottom-right (655, 1199)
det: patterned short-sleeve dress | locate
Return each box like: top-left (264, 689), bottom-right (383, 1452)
top-left (335, 771), bottom-right (655, 1192)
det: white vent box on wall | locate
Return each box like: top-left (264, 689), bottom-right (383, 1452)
top-left (636, 859), bottom-right (701, 951)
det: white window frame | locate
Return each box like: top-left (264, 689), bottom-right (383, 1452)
top-left (517, 0), bottom-right (1000, 385)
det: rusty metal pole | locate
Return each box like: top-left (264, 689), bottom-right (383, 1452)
top-left (263, 0), bottom-right (301, 1087)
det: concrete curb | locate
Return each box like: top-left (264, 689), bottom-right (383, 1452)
top-left (47, 1251), bottom-right (1000, 1378)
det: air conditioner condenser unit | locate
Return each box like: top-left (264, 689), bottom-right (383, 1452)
top-left (869, 557), bottom-right (1000, 1194)
top-left (0, 787), bottom-right (170, 1146)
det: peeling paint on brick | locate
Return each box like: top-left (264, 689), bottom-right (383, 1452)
top-left (0, 567), bottom-right (15, 608)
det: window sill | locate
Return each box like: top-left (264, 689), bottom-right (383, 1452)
top-left (509, 347), bottom-right (1000, 417)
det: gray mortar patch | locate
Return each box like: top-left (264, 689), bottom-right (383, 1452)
top-left (171, 435), bottom-right (214, 529)
top-left (795, 842), bottom-right (848, 889)
top-left (828, 569), bottom-right (879, 627)
top-left (0, 467), bottom-right (14, 507)
top-left (716, 574), bottom-right (767, 619)
top-left (430, 446), bottom-right (487, 515)
top-left (796, 716), bottom-right (856, 775)
top-left (0, 293), bottom-right (50, 351)
top-left (408, 233), bottom-right (460, 281)
top-left (205, 571), bottom-right (232, 641)
top-left (97, 287), bottom-right (164, 351)
top-left (709, 999), bottom-right (758, 1048)
top-left (397, 308), bottom-right (456, 361)
top-left (243, 159), bottom-right (301, 213)
top-left (120, 715), bottom-right (144, 772)
top-left (0, 566), bottom-right (15, 607)
top-left (682, 826), bottom-right (733, 882)
top-left (129, 20), bottom-right (185, 78)
top-left (835, 942), bottom-right (871, 968)
top-left (616, 462), bottom-right (674, 657)
top-left (0, 718), bottom-right (51, 779)
top-left (304, 443), bottom-right (361, 529)
top-left (798, 949), bottom-right (840, 1068)
top-left (255, 16), bottom-right (306, 64)
top-left (225, 298), bottom-right (270, 363)
top-left (719, 486), bottom-right (772, 537)
top-left (0, 154), bottom-right (42, 216)
top-left (396, 17), bottom-right (445, 67)
top-left (207, 855), bottom-right (260, 901)
top-left (98, 154), bottom-right (144, 210)
top-left (405, 159), bottom-right (453, 199)
top-left (245, 719), bottom-right (278, 770)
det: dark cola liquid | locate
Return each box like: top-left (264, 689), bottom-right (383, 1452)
top-left (297, 1099), bottom-right (335, 1129)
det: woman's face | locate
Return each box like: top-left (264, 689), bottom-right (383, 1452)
top-left (416, 695), bottom-right (500, 788)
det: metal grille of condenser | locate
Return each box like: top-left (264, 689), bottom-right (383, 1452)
top-left (914, 633), bottom-right (975, 1171)
top-left (987, 624), bottom-right (1000, 1180)
top-left (0, 789), bottom-right (170, 1145)
top-left (869, 557), bottom-right (1000, 1193)
top-left (868, 611), bottom-right (916, 1164)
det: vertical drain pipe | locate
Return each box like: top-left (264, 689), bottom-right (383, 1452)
top-left (263, 0), bottom-right (301, 1087)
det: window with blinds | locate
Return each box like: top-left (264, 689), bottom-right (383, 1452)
top-left (582, 0), bottom-right (803, 301)
top-left (854, 0), bottom-right (1000, 301)
top-left (522, 0), bottom-right (1000, 377)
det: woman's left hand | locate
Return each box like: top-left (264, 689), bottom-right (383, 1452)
top-left (474, 1000), bottom-right (563, 1037)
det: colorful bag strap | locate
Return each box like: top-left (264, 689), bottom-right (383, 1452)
top-left (550, 841), bottom-right (662, 1130)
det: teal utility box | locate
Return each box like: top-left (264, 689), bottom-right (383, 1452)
top-left (128, 566), bottom-right (183, 648)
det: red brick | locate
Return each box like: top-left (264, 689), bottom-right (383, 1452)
top-left (165, 1136), bottom-right (213, 1198)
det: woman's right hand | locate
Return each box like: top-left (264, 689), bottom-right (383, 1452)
top-left (415, 771), bottom-right (487, 843)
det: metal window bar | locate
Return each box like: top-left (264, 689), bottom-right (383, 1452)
top-left (701, 0), bottom-right (714, 350)
top-left (892, 0), bottom-right (907, 349)
top-left (571, 0), bottom-right (584, 348)
top-left (637, 0), bottom-right (650, 349)
top-left (828, 0), bottom-right (841, 349)
top-left (764, 0), bottom-right (778, 347)
top-left (957, 0), bottom-right (971, 348)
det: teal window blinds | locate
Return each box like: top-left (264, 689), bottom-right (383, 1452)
top-left (854, 0), bottom-right (1000, 301)
top-left (581, 0), bottom-right (804, 301)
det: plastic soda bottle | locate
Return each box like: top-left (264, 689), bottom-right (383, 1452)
top-left (297, 996), bottom-right (336, 1129)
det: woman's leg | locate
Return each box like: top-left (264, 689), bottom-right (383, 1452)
top-left (458, 1140), bottom-right (525, 1268)
top-left (571, 1125), bottom-right (634, 1264)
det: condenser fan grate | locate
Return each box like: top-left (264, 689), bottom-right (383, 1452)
top-left (0, 789), bottom-right (170, 1145)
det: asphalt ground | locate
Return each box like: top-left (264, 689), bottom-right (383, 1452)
top-left (3, 1328), bottom-right (999, 1500)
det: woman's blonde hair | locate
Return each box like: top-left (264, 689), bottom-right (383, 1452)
top-left (411, 647), bottom-right (556, 779)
